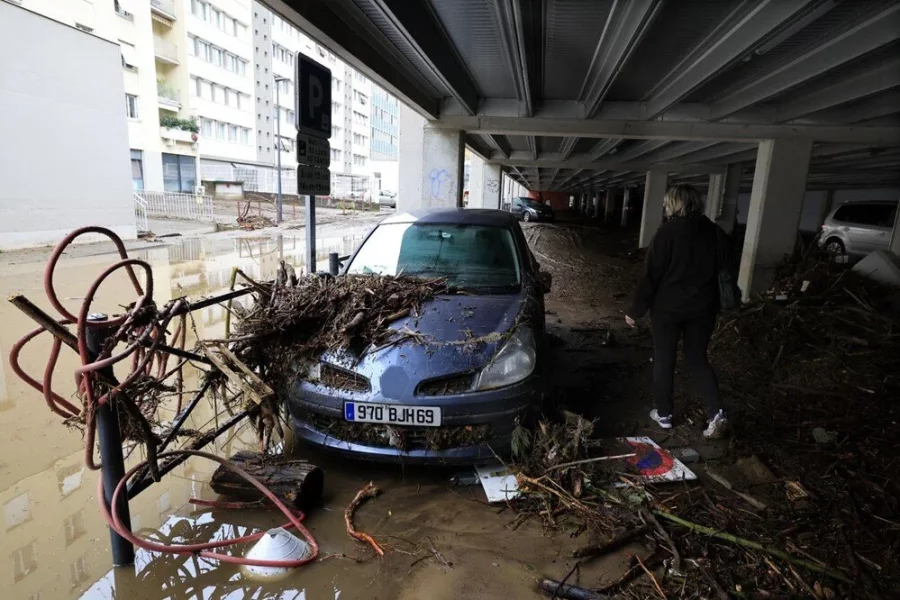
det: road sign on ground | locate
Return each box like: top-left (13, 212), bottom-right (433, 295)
top-left (296, 54), bottom-right (332, 139)
top-left (297, 133), bottom-right (330, 168)
top-left (297, 165), bottom-right (331, 196)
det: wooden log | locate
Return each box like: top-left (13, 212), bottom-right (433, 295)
top-left (209, 450), bottom-right (324, 510)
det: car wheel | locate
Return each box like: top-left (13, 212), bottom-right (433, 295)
top-left (523, 212), bottom-right (531, 222)
top-left (825, 237), bottom-right (845, 255)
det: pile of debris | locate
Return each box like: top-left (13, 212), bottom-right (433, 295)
top-left (236, 214), bottom-right (276, 230)
top-left (516, 253), bottom-right (900, 599)
top-left (224, 270), bottom-right (449, 388)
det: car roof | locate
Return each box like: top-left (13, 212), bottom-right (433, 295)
top-left (379, 208), bottom-right (518, 227)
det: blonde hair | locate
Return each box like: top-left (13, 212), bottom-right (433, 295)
top-left (663, 184), bottom-right (702, 218)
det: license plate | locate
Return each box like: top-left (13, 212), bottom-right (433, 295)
top-left (344, 402), bottom-right (442, 427)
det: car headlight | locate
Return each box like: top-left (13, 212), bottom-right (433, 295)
top-left (473, 327), bottom-right (536, 391)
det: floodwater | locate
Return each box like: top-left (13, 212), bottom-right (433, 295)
top-left (0, 228), bottom-right (619, 600)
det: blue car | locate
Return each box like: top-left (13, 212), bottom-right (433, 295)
top-left (287, 209), bottom-right (551, 464)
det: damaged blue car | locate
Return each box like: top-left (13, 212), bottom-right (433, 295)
top-left (287, 209), bottom-right (551, 464)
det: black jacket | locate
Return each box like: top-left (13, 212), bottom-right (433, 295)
top-left (628, 214), bottom-right (725, 319)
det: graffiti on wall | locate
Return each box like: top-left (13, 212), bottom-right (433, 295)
top-left (428, 169), bottom-right (450, 200)
top-left (486, 178), bottom-right (499, 194)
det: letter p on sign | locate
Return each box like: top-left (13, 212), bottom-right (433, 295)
top-left (296, 54), bottom-right (332, 139)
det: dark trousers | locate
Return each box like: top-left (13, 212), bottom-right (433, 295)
top-left (651, 311), bottom-right (721, 420)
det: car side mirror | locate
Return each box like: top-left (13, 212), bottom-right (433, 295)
top-left (538, 271), bottom-right (552, 294)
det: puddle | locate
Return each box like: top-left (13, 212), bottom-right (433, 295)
top-left (1, 230), bottom-right (610, 599)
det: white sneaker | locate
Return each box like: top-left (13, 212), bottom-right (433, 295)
top-left (650, 409), bottom-right (673, 429)
top-left (703, 410), bottom-right (729, 439)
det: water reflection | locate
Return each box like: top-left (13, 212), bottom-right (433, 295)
top-left (0, 231), bottom-right (364, 600)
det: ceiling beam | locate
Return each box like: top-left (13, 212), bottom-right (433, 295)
top-left (556, 0), bottom-right (662, 156)
top-left (613, 139), bottom-right (671, 161)
top-left (710, 3), bottom-right (900, 120)
top-left (814, 91), bottom-right (900, 125)
top-left (557, 170), bottom-right (584, 189)
top-left (581, 0), bottom-right (663, 117)
top-left (493, 0), bottom-right (536, 117)
top-left (558, 137), bottom-right (579, 161)
top-left (777, 58), bottom-right (900, 122)
top-left (589, 139), bottom-right (622, 160)
top-left (480, 134), bottom-right (511, 159)
top-left (369, 0), bottom-right (481, 115)
top-left (644, 0), bottom-right (821, 118)
top-left (501, 158), bottom-right (724, 175)
top-left (271, 0), bottom-right (440, 118)
top-left (639, 141), bottom-right (721, 162)
top-left (527, 136), bottom-right (538, 161)
top-left (435, 116), bottom-right (900, 145)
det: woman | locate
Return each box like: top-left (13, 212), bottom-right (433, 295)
top-left (625, 184), bottom-right (728, 439)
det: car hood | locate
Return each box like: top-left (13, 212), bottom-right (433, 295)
top-left (326, 292), bottom-right (527, 400)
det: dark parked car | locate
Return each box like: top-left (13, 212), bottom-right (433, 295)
top-left (511, 196), bottom-right (555, 222)
top-left (288, 209), bottom-right (551, 464)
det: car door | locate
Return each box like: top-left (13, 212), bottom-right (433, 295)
top-left (837, 204), bottom-right (875, 256)
top-left (868, 203), bottom-right (897, 252)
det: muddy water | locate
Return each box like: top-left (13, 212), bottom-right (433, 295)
top-left (1, 231), bottom-right (606, 599)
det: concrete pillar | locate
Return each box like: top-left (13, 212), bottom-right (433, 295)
top-left (705, 173), bottom-right (725, 220)
top-left (398, 107), bottom-right (464, 211)
top-left (640, 170), bottom-right (668, 247)
top-left (592, 192), bottom-right (600, 218)
top-left (603, 189), bottom-right (614, 222)
top-left (717, 164), bottom-right (742, 234)
top-left (819, 189), bottom-right (835, 226)
top-left (621, 188), bottom-right (631, 226)
top-left (738, 139), bottom-right (813, 298)
top-left (468, 156), bottom-right (501, 209)
top-left (890, 193), bottom-right (900, 256)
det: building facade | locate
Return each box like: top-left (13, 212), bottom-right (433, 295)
top-left (9, 0), bottom-right (403, 200)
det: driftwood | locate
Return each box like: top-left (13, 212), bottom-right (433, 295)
top-left (345, 481), bottom-right (385, 557)
top-left (572, 525), bottom-right (650, 558)
top-left (209, 450), bottom-right (323, 509)
top-left (537, 579), bottom-right (612, 599)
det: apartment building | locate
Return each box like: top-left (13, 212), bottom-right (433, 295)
top-left (12, 0), bottom-right (403, 199)
top-left (369, 85), bottom-right (400, 194)
top-left (12, 0), bottom-right (256, 193)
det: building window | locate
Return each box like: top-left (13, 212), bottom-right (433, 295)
top-left (216, 122), bottom-right (226, 139)
top-left (201, 118), bottom-right (213, 137)
top-left (130, 150), bottom-right (144, 190)
top-left (125, 94), bottom-right (139, 119)
top-left (162, 153), bottom-right (196, 193)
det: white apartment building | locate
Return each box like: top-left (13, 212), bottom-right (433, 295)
top-left (254, 2), bottom-right (374, 197)
top-left (12, 0), bottom-right (257, 193)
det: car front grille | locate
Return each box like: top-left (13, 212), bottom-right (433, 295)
top-left (318, 363), bottom-right (371, 393)
top-left (416, 373), bottom-right (475, 396)
top-left (297, 409), bottom-right (491, 451)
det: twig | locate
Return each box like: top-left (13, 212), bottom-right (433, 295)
top-left (654, 511), bottom-right (853, 583)
top-left (345, 481), bottom-right (385, 557)
top-left (547, 453), bottom-right (637, 471)
top-left (551, 561), bottom-right (581, 600)
top-left (642, 510), bottom-right (681, 573)
top-left (686, 559), bottom-right (727, 600)
top-left (632, 554), bottom-right (666, 600)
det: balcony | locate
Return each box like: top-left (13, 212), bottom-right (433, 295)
top-left (160, 127), bottom-right (195, 145)
top-left (153, 37), bottom-right (179, 65)
top-left (150, 0), bottom-right (176, 21)
top-left (157, 81), bottom-right (181, 111)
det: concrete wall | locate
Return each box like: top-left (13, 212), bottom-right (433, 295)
top-left (369, 159), bottom-right (399, 193)
top-left (0, 4), bottom-right (136, 249)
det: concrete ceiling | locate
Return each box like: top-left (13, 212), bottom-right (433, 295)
top-left (272, 0), bottom-right (900, 191)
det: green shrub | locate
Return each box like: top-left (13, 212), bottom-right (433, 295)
top-left (160, 115), bottom-right (199, 133)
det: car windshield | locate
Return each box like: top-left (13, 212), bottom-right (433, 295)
top-left (347, 222), bottom-right (521, 292)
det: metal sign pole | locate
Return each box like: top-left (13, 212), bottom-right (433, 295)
top-left (86, 313), bottom-right (135, 567)
top-left (306, 195), bottom-right (316, 273)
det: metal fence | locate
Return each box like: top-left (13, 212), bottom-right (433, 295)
top-left (133, 193), bottom-right (149, 232)
top-left (136, 191), bottom-right (215, 222)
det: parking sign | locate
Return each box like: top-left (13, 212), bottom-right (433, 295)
top-left (296, 54), bottom-right (332, 139)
